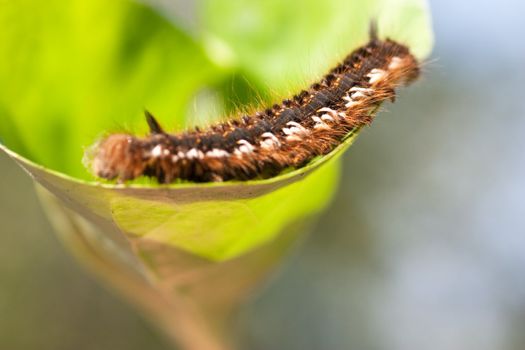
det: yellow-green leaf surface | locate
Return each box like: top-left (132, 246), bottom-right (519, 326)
top-left (0, 0), bottom-right (433, 261)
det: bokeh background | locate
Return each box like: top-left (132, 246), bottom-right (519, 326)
top-left (1, 0), bottom-right (524, 349)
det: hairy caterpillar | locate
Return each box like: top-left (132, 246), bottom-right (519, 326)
top-left (85, 25), bottom-right (420, 183)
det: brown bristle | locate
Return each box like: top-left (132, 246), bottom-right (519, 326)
top-left (86, 27), bottom-right (421, 184)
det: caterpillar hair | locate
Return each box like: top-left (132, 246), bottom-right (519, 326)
top-left (85, 23), bottom-right (420, 183)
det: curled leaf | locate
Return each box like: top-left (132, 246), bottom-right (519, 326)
top-left (0, 0), bottom-right (432, 347)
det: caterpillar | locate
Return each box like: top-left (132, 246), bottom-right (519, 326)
top-left (85, 24), bottom-right (420, 183)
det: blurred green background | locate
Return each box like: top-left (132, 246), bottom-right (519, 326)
top-left (1, 0), bottom-right (525, 349)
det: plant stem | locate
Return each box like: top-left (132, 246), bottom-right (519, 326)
top-left (36, 184), bottom-right (308, 349)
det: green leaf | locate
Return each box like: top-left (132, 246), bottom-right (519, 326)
top-left (0, 0), bottom-right (433, 262)
top-left (201, 0), bottom-right (433, 93)
top-left (0, 0), bottom-right (222, 179)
